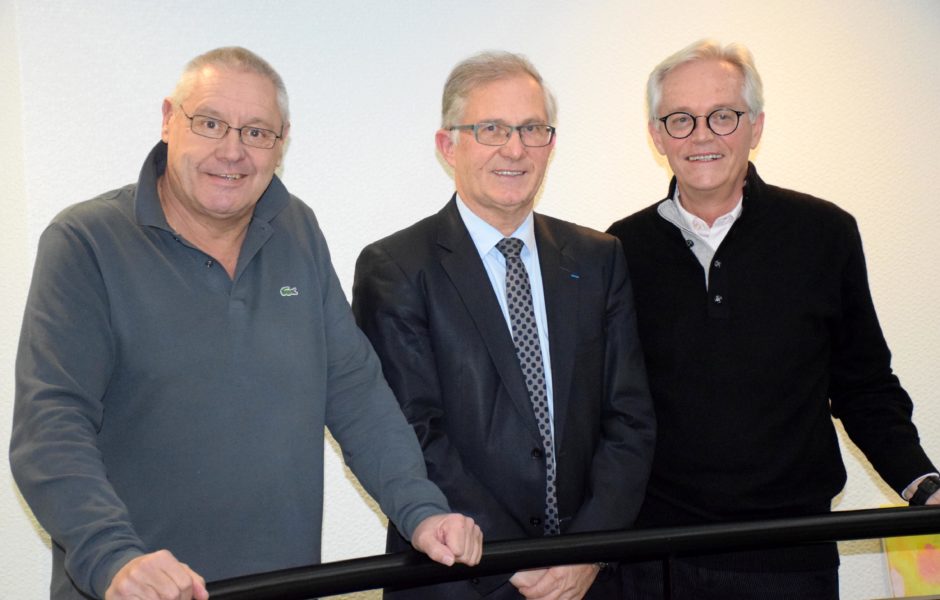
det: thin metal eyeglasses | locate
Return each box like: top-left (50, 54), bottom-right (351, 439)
top-left (658, 108), bottom-right (746, 139)
top-left (449, 122), bottom-right (556, 147)
top-left (178, 106), bottom-right (283, 149)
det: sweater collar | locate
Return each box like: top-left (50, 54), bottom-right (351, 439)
top-left (662, 161), bottom-right (768, 224)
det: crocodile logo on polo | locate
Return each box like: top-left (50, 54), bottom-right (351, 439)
top-left (280, 286), bottom-right (299, 297)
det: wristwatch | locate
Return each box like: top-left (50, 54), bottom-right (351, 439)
top-left (909, 475), bottom-right (940, 506)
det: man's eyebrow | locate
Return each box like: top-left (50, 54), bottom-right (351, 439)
top-left (661, 103), bottom-right (742, 114)
top-left (476, 117), bottom-right (549, 125)
top-left (190, 106), bottom-right (280, 130)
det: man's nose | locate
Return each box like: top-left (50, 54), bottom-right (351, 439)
top-left (690, 116), bottom-right (715, 141)
top-left (499, 129), bottom-right (526, 158)
top-left (216, 127), bottom-right (247, 160)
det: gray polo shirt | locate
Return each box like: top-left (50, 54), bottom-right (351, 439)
top-left (11, 142), bottom-right (449, 599)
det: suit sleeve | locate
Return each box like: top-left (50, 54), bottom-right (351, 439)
top-left (828, 217), bottom-right (935, 492)
top-left (567, 238), bottom-right (656, 533)
top-left (353, 242), bottom-right (528, 541)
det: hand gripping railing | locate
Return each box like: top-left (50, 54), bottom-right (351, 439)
top-left (207, 506), bottom-right (940, 599)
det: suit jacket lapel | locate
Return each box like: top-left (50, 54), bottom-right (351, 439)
top-left (535, 215), bottom-right (579, 449)
top-left (435, 198), bottom-right (542, 440)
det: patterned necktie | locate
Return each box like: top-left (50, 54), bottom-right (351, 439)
top-left (495, 237), bottom-right (560, 535)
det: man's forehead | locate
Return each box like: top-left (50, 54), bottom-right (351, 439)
top-left (463, 75), bottom-right (547, 118)
top-left (663, 59), bottom-right (743, 89)
top-left (183, 66), bottom-right (281, 123)
top-left (660, 60), bottom-right (745, 108)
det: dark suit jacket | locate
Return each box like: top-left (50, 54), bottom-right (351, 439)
top-left (352, 197), bottom-right (655, 599)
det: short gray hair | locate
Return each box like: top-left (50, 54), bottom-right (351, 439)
top-left (647, 39), bottom-right (763, 124)
top-left (170, 46), bottom-right (290, 126)
top-left (441, 50), bottom-right (557, 134)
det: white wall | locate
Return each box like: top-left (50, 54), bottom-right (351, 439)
top-left (3, 1), bottom-right (938, 598)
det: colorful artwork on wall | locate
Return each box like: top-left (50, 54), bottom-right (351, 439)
top-left (885, 533), bottom-right (940, 596)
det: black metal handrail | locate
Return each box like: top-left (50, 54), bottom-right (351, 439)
top-left (208, 506), bottom-right (940, 599)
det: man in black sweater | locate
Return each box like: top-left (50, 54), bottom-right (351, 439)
top-left (607, 39), bottom-right (939, 599)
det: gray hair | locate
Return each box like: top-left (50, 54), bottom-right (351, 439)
top-left (647, 39), bottom-right (763, 124)
top-left (170, 46), bottom-right (290, 126)
top-left (441, 50), bottom-right (557, 136)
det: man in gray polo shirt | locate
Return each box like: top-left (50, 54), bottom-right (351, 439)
top-left (10, 46), bottom-right (482, 600)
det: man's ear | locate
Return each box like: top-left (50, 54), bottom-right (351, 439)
top-left (161, 98), bottom-right (175, 143)
top-left (648, 120), bottom-right (667, 155)
top-left (435, 129), bottom-right (458, 168)
top-left (275, 122), bottom-right (291, 165)
top-left (749, 112), bottom-right (765, 150)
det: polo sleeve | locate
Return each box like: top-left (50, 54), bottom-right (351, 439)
top-left (10, 219), bottom-right (146, 598)
top-left (309, 222), bottom-right (451, 539)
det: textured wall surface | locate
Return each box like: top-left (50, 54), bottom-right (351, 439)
top-left (1, 0), bottom-right (50, 596)
top-left (2, 1), bottom-right (939, 598)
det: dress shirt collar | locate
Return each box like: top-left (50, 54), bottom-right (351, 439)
top-left (673, 190), bottom-right (743, 234)
top-left (455, 193), bottom-right (537, 258)
top-left (672, 190), bottom-right (743, 251)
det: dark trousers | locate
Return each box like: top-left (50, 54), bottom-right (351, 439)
top-left (621, 559), bottom-right (839, 600)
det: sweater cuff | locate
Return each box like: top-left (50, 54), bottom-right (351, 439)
top-left (92, 547), bottom-right (145, 598)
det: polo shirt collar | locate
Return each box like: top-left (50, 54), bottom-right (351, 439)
top-left (134, 141), bottom-right (290, 230)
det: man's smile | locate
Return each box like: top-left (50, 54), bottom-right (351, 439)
top-left (687, 153), bottom-right (723, 162)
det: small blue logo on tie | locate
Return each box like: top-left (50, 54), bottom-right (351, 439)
top-left (280, 286), bottom-right (299, 297)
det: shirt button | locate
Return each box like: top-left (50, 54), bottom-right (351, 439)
top-left (530, 516), bottom-right (542, 526)
top-left (713, 260), bottom-right (722, 268)
top-left (714, 295), bottom-right (723, 304)
top-left (531, 448), bottom-right (543, 459)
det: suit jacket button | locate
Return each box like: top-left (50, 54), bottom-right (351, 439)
top-left (531, 448), bottom-right (543, 459)
top-left (530, 516), bottom-right (542, 526)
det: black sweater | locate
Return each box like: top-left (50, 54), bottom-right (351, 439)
top-left (608, 164), bottom-right (934, 570)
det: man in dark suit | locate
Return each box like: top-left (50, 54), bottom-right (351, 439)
top-left (353, 51), bottom-right (656, 600)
